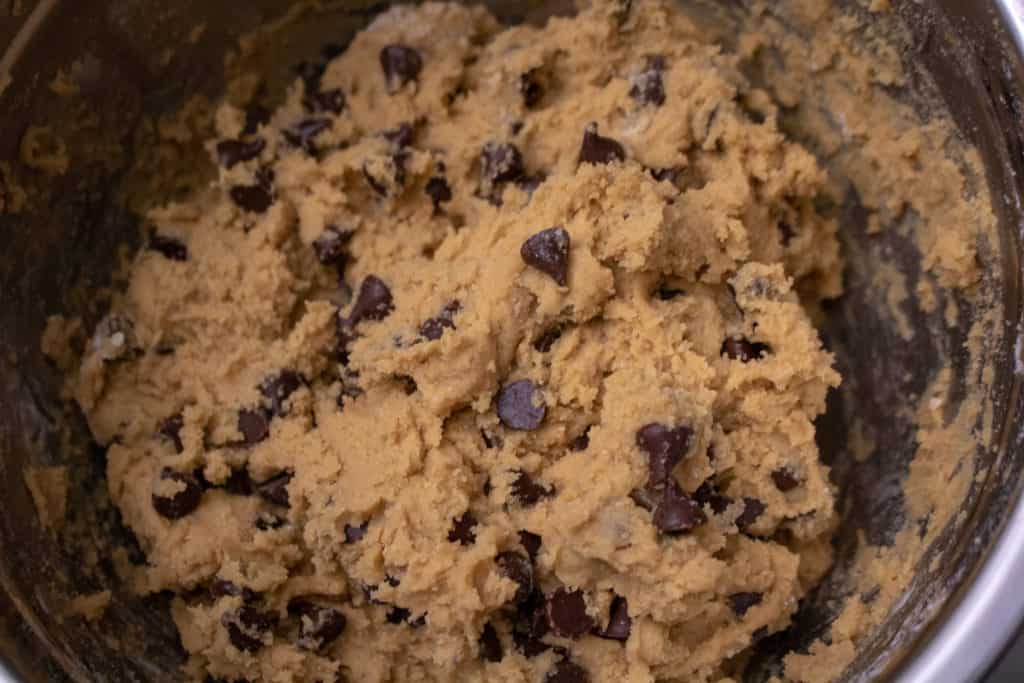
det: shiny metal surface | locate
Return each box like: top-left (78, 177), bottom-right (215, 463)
top-left (1, 1), bottom-right (1023, 682)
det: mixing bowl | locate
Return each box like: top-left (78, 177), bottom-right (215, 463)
top-left (2, 1), bottom-right (1024, 681)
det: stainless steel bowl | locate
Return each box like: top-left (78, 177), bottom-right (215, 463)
top-left (2, 1), bottom-right (1024, 681)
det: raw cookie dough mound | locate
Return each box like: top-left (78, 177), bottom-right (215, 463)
top-left (65, 1), bottom-right (842, 681)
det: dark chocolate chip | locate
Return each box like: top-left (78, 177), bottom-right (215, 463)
top-left (222, 604), bottom-right (277, 653)
top-left (257, 471), bottom-right (293, 508)
top-left (721, 337), bottom-right (772, 362)
top-left (517, 174), bottom-right (546, 196)
top-left (728, 592), bottom-right (763, 617)
top-left (210, 579), bottom-right (258, 603)
top-left (578, 122), bottom-right (625, 165)
top-left (380, 44), bottom-right (423, 93)
top-left (778, 220), bottom-right (795, 245)
top-left (158, 413), bottom-right (184, 453)
top-left (224, 468), bottom-right (254, 496)
top-left (448, 511), bottom-right (478, 545)
top-left (255, 512), bottom-right (285, 530)
top-left (519, 530), bottom-right (542, 561)
top-left (569, 427), bottom-right (591, 452)
top-left (260, 370), bottom-right (305, 417)
top-left (771, 468), bottom-right (800, 492)
top-left (736, 497), bottom-right (766, 529)
top-left (497, 551), bottom-right (534, 605)
top-left (511, 470), bottom-right (553, 505)
top-left (216, 138), bottom-right (266, 169)
top-left (636, 423), bottom-right (693, 491)
top-left (629, 55), bottom-right (667, 107)
top-left (594, 595), bottom-right (631, 641)
top-left (297, 606), bottom-right (347, 650)
top-left (229, 184), bottom-right (273, 213)
top-left (420, 299), bottom-right (461, 340)
top-left (497, 380), bottom-right (546, 431)
top-left (149, 233), bottom-right (189, 261)
top-left (348, 275), bottom-right (394, 326)
top-left (284, 118), bottom-right (332, 154)
top-left (395, 374), bottom-right (418, 395)
top-left (313, 226), bottom-right (352, 266)
top-left (512, 591), bottom-right (550, 656)
top-left (344, 521), bottom-right (368, 543)
top-left (425, 176), bottom-right (453, 210)
top-left (653, 482), bottom-right (707, 534)
top-left (693, 480), bottom-right (731, 514)
top-left (480, 622), bottom-right (503, 662)
top-left (546, 589), bottom-right (594, 638)
top-left (521, 227), bottom-right (570, 286)
top-left (238, 408), bottom-right (270, 444)
top-left (383, 122), bottom-right (415, 149)
top-left (304, 88), bottom-right (347, 115)
top-left (385, 606), bottom-right (412, 624)
top-left (152, 468), bottom-right (202, 519)
top-left (480, 142), bottom-right (525, 201)
top-left (545, 659), bottom-right (590, 683)
top-left (521, 69), bottom-right (544, 108)
top-left (533, 326), bottom-right (563, 352)
top-left (243, 105), bottom-right (271, 135)
top-left (629, 487), bottom-right (657, 512)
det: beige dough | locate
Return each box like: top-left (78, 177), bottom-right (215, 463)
top-left (61, 1), bottom-right (845, 681)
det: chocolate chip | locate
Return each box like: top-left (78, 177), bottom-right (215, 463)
top-left (385, 606), bottom-right (412, 625)
top-left (313, 226), bottom-right (352, 266)
top-left (284, 118), bottom-right (332, 154)
top-left (383, 122), bottom-right (415, 149)
top-left (238, 408), bottom-right (270, 444)
top-left (344, 521), bottom-right (368, 543)
top-left (229, 184), bottom-right (273, 213)
top-left (497, 551), bottom-right (534, 605)
top-left (521, 227), bottom-right (570, 286)
top-left (533, 326), bottom-right (563, 352)
top-left (693, 480), bottom-right (731, 514)
top-left (420, 300), bottom-right (461, 340)
top-left (243, 105), bottom-right (271, 135)
top-left (380, 44), bottom-right (423, 93)
top-left (297, 606), bottom-right (347, 650)
top-left (448, 511), bottom-right (478, 545)
top-left (255, 512), bottom-right (285, 530)
top-left (578, 123), bottom-right (625, 165)
top-left (480, 142), bottom-right (525, 201)
top-left (778, 220), bottom-right (795, 245)
top-left (511, 470), bottom-right (553, 505)
top-left (348, 275), bottom-right (394, 325)
top-left (728, 592), bottom-right (763, 617)
top-left (654, 285), bottom-right (684, 300)
top-left (772, 468), bottom-right (800, 492)
top-left (224, 468), bottom-right (254, 496)
top-left (721, 337), bottom-right (771, 362)
top-left (395, 374), bottom-right (418, 395)
top-left (152, 468), bottom-right (202, 519)
top-left (497, 380), bottom-right (547, 431)
top-left (304, 88), bottom-right (346, 115)
top-left (736, 497), bottom-right (766, 529)
top-left (216, 138), bottom-right (266, 169)
top-left (636, 423), bottom-right (693, 491)
top-left (222, 604), bottom-right (277, 653)
top-left (480, 623), bottom-right (503, 662)
top-left (629, 55), bottom-right (667, 107)
top-left (545, 659), bottom-right (590, 683)
top-left (336, 370), bottom-right (364, 408)
top-left (512, 591), bottom-right (550, 656)
top-left (653, 482), bottom-right (706, 534)
top-left (149, 233), bottom-right (189, 261)
top-left (158, 413), bottom-right (184, 453)
top-left (210, 579), bottom-right (258, 603)
top-left (521, 69), bottom-right (544, 108)
top-left (519, 530), bottom-right (542, 561)
top-left (425, 176), bottom-right (453, 210)
top-left (546, 589), bottom-right (594, 638)
top-left (257, 471), bottom-right (293, 507)
top-left (594, 595), bottom-right (631, 641)
top-left (259, 370), bottom-right (305, 417)
top-left (569, 427), bottom-right (591, 452)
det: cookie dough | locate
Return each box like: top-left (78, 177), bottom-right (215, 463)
top-left (65, 1), bottom-right (843, 680)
